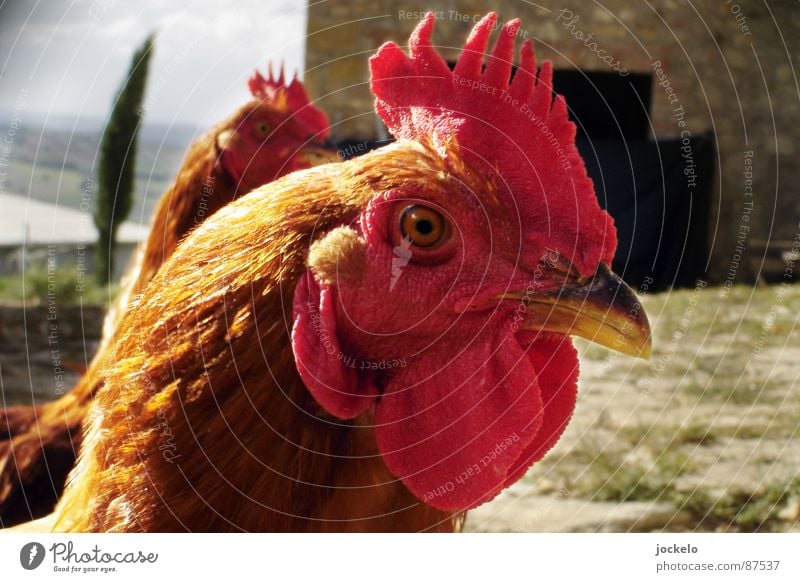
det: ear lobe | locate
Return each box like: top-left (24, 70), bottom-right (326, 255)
top-left (306, 225), bottom-right (367, 285)
top-left (291, 270), bottom-right (378, 419)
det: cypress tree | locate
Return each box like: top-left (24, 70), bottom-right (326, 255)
top-left (94, 33), bottom-right (154, 284)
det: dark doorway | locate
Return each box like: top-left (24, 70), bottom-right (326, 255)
top-left (552, 70), bottom-right (652, 141)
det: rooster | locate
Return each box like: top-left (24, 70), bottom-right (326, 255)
top-left (0, 66), bottom-right (335, 527)
top-left (32, 13), bottom-right (649, 532)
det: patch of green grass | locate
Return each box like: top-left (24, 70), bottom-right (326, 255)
top-left (553, 438), bottom-right (692, 504)
top-left (680, 377), bottom-right (787, 405)
top-left (673, 422), bottom-right (718, 446)
top-left (676, 478), bottom-right (800, 532)
top-left (0, 266), bottom-right (117, 306)
top-left (616, 421), bottom-right (718, 448)
top-left (558, 440), bottom-right (798, 530)
top-left (677, 419), bottom-right (796, 442)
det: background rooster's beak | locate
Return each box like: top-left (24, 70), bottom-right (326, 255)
top-left (296, 144), bottom-right (341, 166)
top-left (499, 264), bottom-right (652, 360)
top-left (216, 128), bottom-right (236, 152)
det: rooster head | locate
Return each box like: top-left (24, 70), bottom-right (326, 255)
top-left (291, 13), bottom-right (651, 512)
top-left (216, 63), bottom-right (337, 192)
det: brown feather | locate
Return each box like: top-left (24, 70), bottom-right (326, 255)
top-left (51, 141), bottom-right (465, 532)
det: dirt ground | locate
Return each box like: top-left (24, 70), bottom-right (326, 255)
top-left (467, 284), bottom-right (800, 532)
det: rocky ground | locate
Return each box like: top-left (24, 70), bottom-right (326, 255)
top-left (467, 284), bottom-right (800, 532)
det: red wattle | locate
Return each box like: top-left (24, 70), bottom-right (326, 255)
top-left (373, 328), bottom-right (544, 511)
top-left (503, 333), bottom-right (579, 487)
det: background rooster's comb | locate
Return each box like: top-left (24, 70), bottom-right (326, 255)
top-left (369, 12), bottom-right (617, 274)
top-left (248, 62), bottom-right (288, 99)
top-left (249, 62), bottom-right (330, 139)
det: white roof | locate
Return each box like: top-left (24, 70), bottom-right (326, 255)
top-left (0, 193), bottom-right (149, 247)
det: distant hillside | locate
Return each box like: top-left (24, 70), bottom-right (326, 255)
top-left (0, 119), bottom-right (204, 224)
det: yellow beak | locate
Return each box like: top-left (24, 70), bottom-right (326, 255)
top-left (295, 144), bottom-right (341, 167)
top-left (497, 264), bottom-right (652, 360)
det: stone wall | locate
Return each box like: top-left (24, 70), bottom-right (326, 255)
top-left (304, 0), bottom-right (800, 282)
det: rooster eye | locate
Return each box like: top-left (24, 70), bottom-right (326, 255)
top-left (399, 205), bottom-right (447, 248)
top-left (256, 122), bottom-right (270, 137)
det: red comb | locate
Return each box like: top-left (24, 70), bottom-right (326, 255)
top-left (369, 12), bottom-right (616, 274)
top-left (249, 62), bottom-right (330, 139)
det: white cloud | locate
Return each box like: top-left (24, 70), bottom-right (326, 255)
top-left (0, 0), bottom-right (308, 126)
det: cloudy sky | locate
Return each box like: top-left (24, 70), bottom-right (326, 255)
top-left (0, 0), bottom-right (308, 128)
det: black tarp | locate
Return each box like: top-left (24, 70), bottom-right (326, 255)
top-left (577, 133), bottom-right (715, 291)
